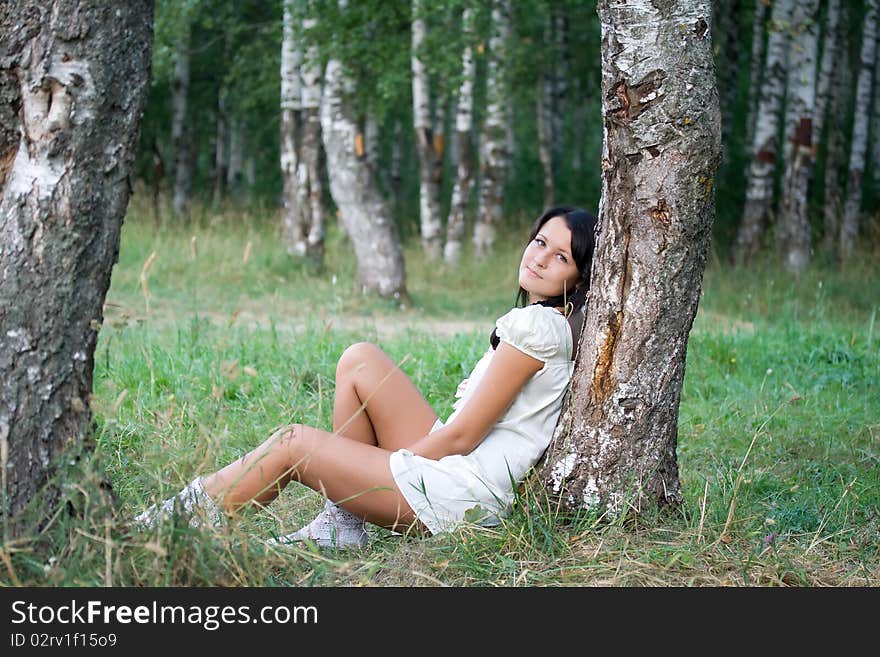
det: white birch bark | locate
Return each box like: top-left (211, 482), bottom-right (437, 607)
top-left (412, 0), bottom-right (443, 259)
top-left (473, 0), bottom-right (511, 258)
top-left (733, 0), bottom-right (794, 265)
top-left (227, 117), bottom-right (243, 194)
top-left (537, 73), bottom-right (555, 208)
top-left (321, 49), bottom-right (407, 300)
top-left (281, 0), bottom-right (306, 255)
top-left (813, 0), bottom-right (840, 149)
top-left (822, 2), bottom-right (850, 251)
top-left (171, 29), bottom-right (192, 217)
top-left (745, 0), bottom-right (768, 151)
top-left (444, 7), bottom-right (475, 264)
top-left (0, 0), bottom-right (152, 532)
top-left (298, 13), bottom-right (326, 267)
top-left (841, 0), bottom-right (879, 261)
top-left (777, 0), bottom-right (819, 272)
top-left (212, 90), bottom-right (228, 205)
top-left (538, 0), bottom-right (722, 515)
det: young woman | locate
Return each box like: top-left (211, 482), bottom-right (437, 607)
top-left (135, 206), bottom-right (598, 548)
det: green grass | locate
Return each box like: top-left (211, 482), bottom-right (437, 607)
top-left (3, 200), bottom-right (878, 587)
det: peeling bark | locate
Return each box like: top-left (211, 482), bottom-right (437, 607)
top-left (0, 0), bottom-right (153, 535)
top-left (538, 0), bottom-right (722, 517)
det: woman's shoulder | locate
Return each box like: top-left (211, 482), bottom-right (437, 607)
top-left (494, 304), bottom-right (569, 360)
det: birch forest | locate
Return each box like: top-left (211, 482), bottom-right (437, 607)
top-left (138, 0), bottom-right (880, 289)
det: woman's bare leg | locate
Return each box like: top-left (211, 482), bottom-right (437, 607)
top-left (332, 342), bottom-right (438, 450)
top-left (202, 423), bottom-right (419, 531)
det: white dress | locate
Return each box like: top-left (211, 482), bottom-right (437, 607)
top-left (389, 304), bottom-right (574, 534)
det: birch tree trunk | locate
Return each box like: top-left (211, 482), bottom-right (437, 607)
top-left (745, 0), bottom-right (768, 151)
top-left (212, 91), bottom-right (228, 206)
top-left (321, 54), bottom-right (407, 301)
top-left (537, 73), bottom-right (555, 208)
top-left (227, 117), bottom-right (243, 195)
top-left (0, 0), bottom-right (152, 535)
top-left (473, 0), bottom-right (511, 258)
top-left (171, 29), bottom-right (192, 217)
top-left (281, 0), bottom-right (305, 256)
top-left (822, 4), bottom-right (850, 252)
top-left (813, 0), bottom-right (840, 150)
top-left (412, 0), bottom-right (443, 259)
top-left (840, 0), bottom-right (879, 262)
top-left (732, 0), bottom-right (793, 265)
top-left (537, 15), bottom-right (555, 208)
top-left (538, 0), bottom-right (722, 515)
top-left (444, 7), bottom-right (476, 264)
top-left (777, 0), bottom-right (819, 272)
top-left (298, 13), bottom-right (326, 269)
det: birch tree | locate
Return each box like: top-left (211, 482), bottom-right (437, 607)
top-left (822, 2), bottom-right (849, 251)
top-left (813, 0), bottom-right (840, 151)
top-left (745, 0), bottom-right (768, 151)
top-left (412, 0), bottom-right (443, 260)
top-left (297, 9), bottom-right (327, 268)
top-left (171, 26), bottom-right (192, 217)
top-left (321, 1), bottom-right (408, 302)
top-left (0, 0), bottom-right (152, 535)
top-left (733, 0), bottom-right (793, 265)
top-left (280, 0), bottom-right (305, 255)
top-left (777, 0), bottom-right (819, 272)
top-left (841, 0), bottom-right (879, 262)
top-left (538, 0), bottom-right (722, 515)
top-left (444, 6), bottom-right (476, 264)
top-left (473, 0), bottom-right (511, 259)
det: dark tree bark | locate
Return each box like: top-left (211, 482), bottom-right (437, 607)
top-left (0, 0), bottom-right (153, 536)
top-left (538, 0), bottom-right (722, 515)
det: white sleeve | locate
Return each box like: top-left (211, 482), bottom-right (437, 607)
top-left (494, 306), bottom-right (561, 362)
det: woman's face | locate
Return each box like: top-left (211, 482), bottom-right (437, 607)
top-left (518, 215), bottom-right (581, 304)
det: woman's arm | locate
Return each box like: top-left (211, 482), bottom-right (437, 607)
top-left (407, 342), bottom-right (544, 460)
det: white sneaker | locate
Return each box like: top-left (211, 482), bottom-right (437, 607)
top-left (133, 476), bottom-right (223, 530)
top-left (267, 501), bottom-right (368, 549)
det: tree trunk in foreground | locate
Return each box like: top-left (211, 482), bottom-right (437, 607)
top-left (539, 0), bottom-right (722, 516)
top-left (0, 0), bottom-right (153, 536)
top-left (321, 56), bottom-right (408, 301)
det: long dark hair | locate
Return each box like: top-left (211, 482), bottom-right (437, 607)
top-left (490, 206), bottom-right (598, 358)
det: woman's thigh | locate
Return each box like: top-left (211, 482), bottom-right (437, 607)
top-left (336, 342), bottom-right (439, 452)
top-left (282, 423), bottom-right (423, 533)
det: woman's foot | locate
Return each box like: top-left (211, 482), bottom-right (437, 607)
top-left (266, 500), bottom-right (368, 549)
top-left (133, 476), bottom-right (223, 530)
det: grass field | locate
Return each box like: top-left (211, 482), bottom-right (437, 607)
top-left (5, 200), bottom-right (879, 587)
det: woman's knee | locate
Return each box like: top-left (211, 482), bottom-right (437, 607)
top-left (336, 341), bottom-right (384, 380)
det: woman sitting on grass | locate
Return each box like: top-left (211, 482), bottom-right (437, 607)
top-left (135, 206), bottom-right (598, 548)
